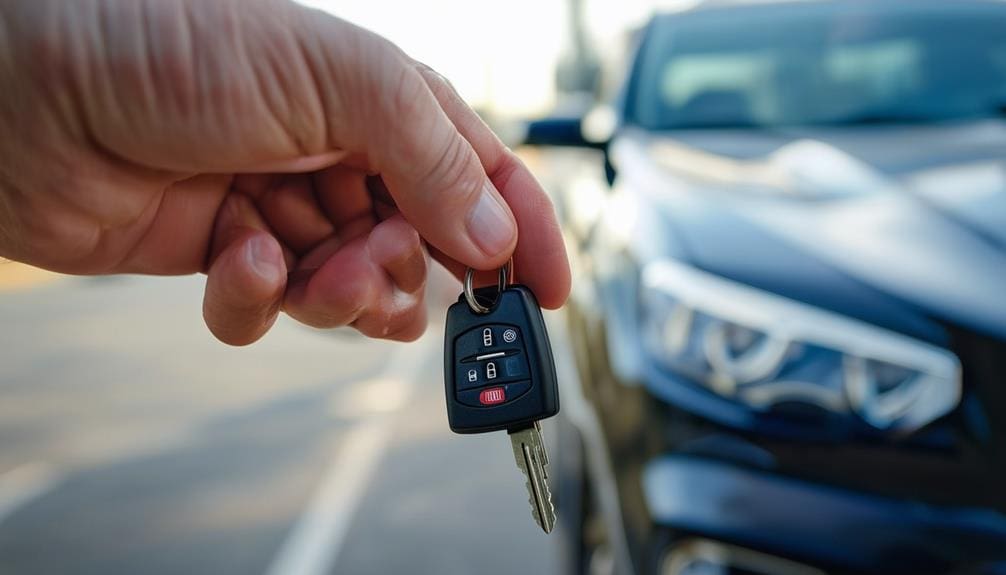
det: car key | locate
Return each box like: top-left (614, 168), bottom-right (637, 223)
top-left (444, 263), bottom-right (559, 533)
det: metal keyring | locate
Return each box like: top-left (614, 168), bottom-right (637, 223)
top-left (463, 260), bottom-right (511, 314)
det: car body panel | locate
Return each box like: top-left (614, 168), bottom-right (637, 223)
top-left (644, 456), bottom-right (1006, 572)
top-left (538, 1), bottom-right (1006, 573)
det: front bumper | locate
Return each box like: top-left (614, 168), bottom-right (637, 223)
top-left (643, 455), bottom-right (1006, 573)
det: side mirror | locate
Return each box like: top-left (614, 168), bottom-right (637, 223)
top-left (523, 116), bottom-right (593, 148)
top-left (522, 105), bottom-right (615, 150)
top-left (522, 106), bottom-right (617, 185)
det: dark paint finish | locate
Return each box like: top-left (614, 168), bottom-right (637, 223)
top-left (529, 1), bottom-right (1006, 573)
top-left (643, 456), bottom-right (1006, 573)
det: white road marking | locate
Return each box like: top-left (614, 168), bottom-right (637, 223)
top-left (0, 463), bottom-right (61, 527)
top-left (264, 333), bottom-right (435, 575)
top-left (263, 419), bottom-right (392, 575)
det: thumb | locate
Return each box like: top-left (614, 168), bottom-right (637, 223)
top-left (374, 124), bottom-right (519, 269)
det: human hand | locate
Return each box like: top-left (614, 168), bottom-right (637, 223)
top-left (0, 0), bottom-right (570, 344)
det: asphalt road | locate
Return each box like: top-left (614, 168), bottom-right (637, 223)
top-left (0, 271), bottom-right (560, 574)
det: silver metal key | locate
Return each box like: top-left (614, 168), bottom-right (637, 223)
top-left (509, 421), bottom-right (556, 533)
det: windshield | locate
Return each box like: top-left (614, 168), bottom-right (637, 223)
top-left (632, 2), bottom-right (1006, 129)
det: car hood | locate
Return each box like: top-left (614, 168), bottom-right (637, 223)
top-left (649, 120), bottom-right (1006, 247)
top-left (612, 120), bottom-right (1006, 342)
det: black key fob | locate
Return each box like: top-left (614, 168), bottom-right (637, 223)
top-left (444, 267), bottom-right (559, 434)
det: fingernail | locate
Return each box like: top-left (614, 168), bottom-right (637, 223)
top-left (245, 235), bottom-right (283, 282)
top-left (466, 182), bottom-right (516, 257)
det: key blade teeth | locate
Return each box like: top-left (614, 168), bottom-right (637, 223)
top-left (510, 426), bottom-right (557, 534)
top-left (530, 483), bottom-right (556, 533)
top-left (522, 462), bottom-right (555, 534)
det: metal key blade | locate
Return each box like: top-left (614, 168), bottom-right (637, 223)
top-left (509, 421), bottom-right (556, 534)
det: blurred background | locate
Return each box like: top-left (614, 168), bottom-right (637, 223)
top-left (2, 1), bottom-right (1006, 574)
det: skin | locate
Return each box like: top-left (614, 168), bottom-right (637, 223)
top-left (0, 0), bottom-right (571, 345)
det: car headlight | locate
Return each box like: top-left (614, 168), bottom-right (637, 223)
top-left (641, 260), bottom-right (962, 433)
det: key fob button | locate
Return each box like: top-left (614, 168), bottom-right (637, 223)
top-left (457, 366), bottom-right (482, 390)
top-left (501, 355), bottom-right (528, 379)
top-left (455, 353), bottom-right (531, 391)
top-left (457, 380), bottom-right (532, 408)
top-left (479, 386), bottom-right (505, 405)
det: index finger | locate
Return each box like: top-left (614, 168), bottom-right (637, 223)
top-left (415, 65), bottom-right (571, 310)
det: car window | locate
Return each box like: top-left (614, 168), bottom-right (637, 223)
top-left (660, 52), bottom-right (774, 125)
top-left (634, 3), bottom-right (1006, 129)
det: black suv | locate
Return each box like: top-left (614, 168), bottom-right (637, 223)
top-left (527, 1), bottom-right (1006, 574)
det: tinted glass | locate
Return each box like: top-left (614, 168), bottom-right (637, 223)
top-left (633, 2), bottom-right (1006, 128)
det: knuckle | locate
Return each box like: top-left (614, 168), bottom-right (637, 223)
top-left (413, 61), bottom-right (455, 96)
top-left (419, 133), bottom-right (481, 209)
top-left (311, 287), bottom-right (368, 328)
top-left (352, 294), bottom-right (426, 341)
top-left (386, 319), bottom-right (426, 342)
top-left (386, 63), bottom-right (429, 132)
top-left (287, 300), bottom-right (362, 330)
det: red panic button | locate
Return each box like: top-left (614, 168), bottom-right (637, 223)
top-left (479, 387), bottom-right (506, 406)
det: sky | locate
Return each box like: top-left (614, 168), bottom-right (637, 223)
top-left (296, 0), bottom-right (661, 116)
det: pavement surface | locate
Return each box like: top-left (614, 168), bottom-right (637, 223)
top-left (0, 267), bottom-right (561, 575)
